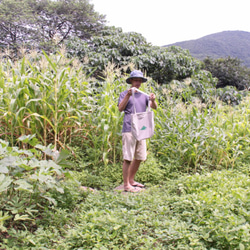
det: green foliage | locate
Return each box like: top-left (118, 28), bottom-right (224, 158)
top-left (0, 49), bottom-right (92, 148)
top-left (0, 135), bottom-right (73, 237)
top-left (203, 56), bottom-right (250, 90)
top-left (215, 86), bottom-right (246, 105)
top-left (1, 50), bottom-right (249, 181)
top-left (1, 50), bottom-right (250, 248)
top-left (135, 153), bottom-right (166, 186)
top-left (0, 0), bottom-right (106, 52)
top-left (155, 69), bottom-right (217, 105)
top-left (0, 0), bottom-right (35, 50)
top-left (65, 26), bottom-right (201, 84)
top-left (190, 70), bottom-right (217, 103)
top-left (3, 170), bottom-right (250, 249)
top-left (151, 87), bottom-right (250, 173)
top-left (68, 63), bottom-right (125, 169)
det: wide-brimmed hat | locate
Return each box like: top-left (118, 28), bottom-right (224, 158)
top-left (126, 70), bottom-right (147, 84)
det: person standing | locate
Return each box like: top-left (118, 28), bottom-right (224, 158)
top-left (118, 70), bottom-right (157, 192)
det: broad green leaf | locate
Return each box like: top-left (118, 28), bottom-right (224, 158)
top-left (55, 186), bottom-right (64, 194)
top-left (41, 196), bottom-right (57, 205)
top-left (0, 165), bottom-right (8, 174)
top-left (53, 149), bottom-right (70, 165)
top-left (42, 50), bottom-right (57, 72)
top-left (239, 243), bottom-right (245, 250)
top-left (14, 179), bottom-right (33, 192)
top-left (0, 174), bottom-right (12, 192)
top-left (0, 156), bottom-right (16, 168)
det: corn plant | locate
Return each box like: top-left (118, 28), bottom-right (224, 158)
top-left (0, 50), bottom-right (92, 150)
top-left (77, 64), bottom-right (127, 167)
top-left (151, 84), bottom-right (250, 173)
top-left (76, 64), bottom-right (158, 168)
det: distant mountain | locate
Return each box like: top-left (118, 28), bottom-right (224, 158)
top-left (164, 30), bottom-right (250, 67)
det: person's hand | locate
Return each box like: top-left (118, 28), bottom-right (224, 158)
top-left (127, 88), bottom-right (132, 96)
top-left (149, 93), bottom-right (156, 101)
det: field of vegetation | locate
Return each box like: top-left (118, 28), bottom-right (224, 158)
top-left (1, 0), bottom-right (250, 248)
top-left (0, 48), bottom-right (250, 249)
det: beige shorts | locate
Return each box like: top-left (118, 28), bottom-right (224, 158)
top-left (122, 132), bottom-right (147, 161)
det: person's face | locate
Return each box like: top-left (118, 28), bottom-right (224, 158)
top-left (130, 78), bottom-right (143, 88)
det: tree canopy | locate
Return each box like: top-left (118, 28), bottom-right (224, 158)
top-left (66, 26), bottom-right (201, 84)
top-left (1, 1), bottom-right (249, 89)
top-left (203, 57), bottom-right (250, 90)
top-left (0, 0), bottom-right (106, 51)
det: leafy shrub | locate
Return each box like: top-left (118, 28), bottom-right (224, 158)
top-left (65, 26), bottom-right (201, 84)
top-left (203, 56), bottom-right (250, 90)
top-left (0, 135), bottom-right (73, 239)
top-left (215, 85), bottom-right (245, 105)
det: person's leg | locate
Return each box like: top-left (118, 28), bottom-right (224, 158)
top-left (123, 160), bottom-right (141, 192)
top-left (122, 133), bottom-right (144, 191)
top-left (128, 139), bottom-right (147, 187)
top-left (128, 159), bottom-right (142, 185)
top-left (122, 133), bottom-right (135, 191)
top-left (122, 160), bottom-right (132, 190)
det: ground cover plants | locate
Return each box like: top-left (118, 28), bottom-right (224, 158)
top-left (2, 170), bottom-right (250, 249)
top-left (1, 50), bottom-right (250, 249)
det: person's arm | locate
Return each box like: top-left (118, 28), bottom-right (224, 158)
top-left (149, 93), bottom-right (157, 110)
top-left (118, 89), bottom-right (132, 112)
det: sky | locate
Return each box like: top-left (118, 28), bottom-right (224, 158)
top-left (91, 0), bottom-right (250, 46)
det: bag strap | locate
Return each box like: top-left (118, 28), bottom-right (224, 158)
top-left (132, 88), bottom-right (137, 114)
top-left (131, 87), bottom-right (151, 113)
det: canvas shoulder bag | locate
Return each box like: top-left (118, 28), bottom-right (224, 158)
top-left (131, 88), bottom-right (154, 141)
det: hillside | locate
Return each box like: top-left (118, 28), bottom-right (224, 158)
top-left (164, 30), bottom-right (250, 67)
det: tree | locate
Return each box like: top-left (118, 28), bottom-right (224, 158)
top-left (34, 0), bottom-right (106, 45)
top-left (0, 0), bottom-right (37, 50)
top-left (65, 26), bottom-right (201, 84)
top-left (0, 0), bottom-right (106, 52)
top-left (203, 57), bottom-right (250, 90)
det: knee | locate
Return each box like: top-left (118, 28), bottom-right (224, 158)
top-left (124, 160), bottom-right (131, 165)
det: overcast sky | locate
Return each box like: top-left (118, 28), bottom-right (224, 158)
top-left (91, 0), bottom-right (250, 46)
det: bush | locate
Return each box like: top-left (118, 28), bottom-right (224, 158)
top-left (0, 136), bottom-right (73, 237)
top-left (65, 26), bottom-right (201, 84)
top-left (203, 56), bottom-right (250, 90)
